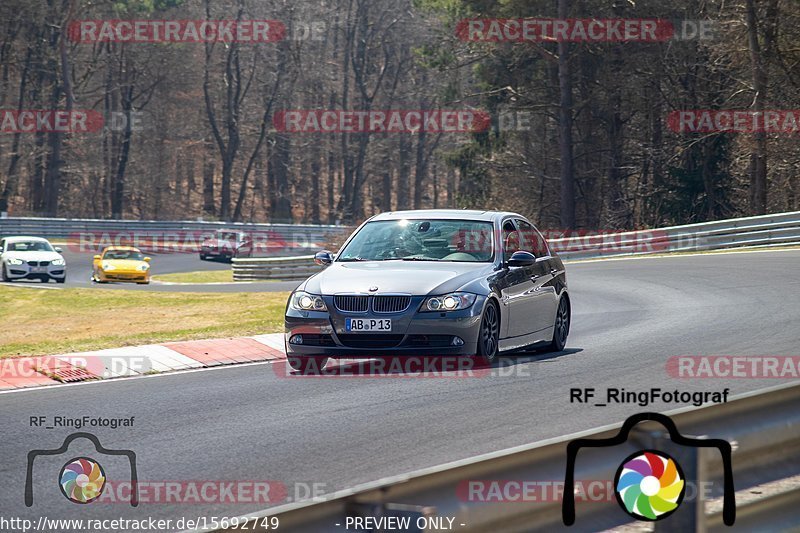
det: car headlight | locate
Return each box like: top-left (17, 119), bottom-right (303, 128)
top-left (102, 263), bottom-right (116, 271)
top-left (139, 264), bottom-right (149, 271)
top-left (7, 258), bottom-right (24, 265)
top-left (51, 258), bottom-right (65, 266)
top-left (290, 291), bottom-right (327, 311)
top-left (421, 292), bottom-right (477, 312)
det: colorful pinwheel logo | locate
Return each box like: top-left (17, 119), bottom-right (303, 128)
top-left (614, 450), bottom-right (685, 521)
top-left (59, 457), bottom-right (106, 504)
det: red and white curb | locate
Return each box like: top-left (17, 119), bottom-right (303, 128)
top-left (0, 333), bottom-right (287, 390)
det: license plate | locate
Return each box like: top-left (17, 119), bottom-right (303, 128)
top-left (31, 267), bottom-right (46, 273)
top-left (345, 318), bottom-right (392, 332)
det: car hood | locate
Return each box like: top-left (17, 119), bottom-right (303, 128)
top-left (305, 261), bottom-right (493, 296)
top-left (3, 251), bottom-right (63, 262)
top-left (102, 259), bottom-right (148, 270)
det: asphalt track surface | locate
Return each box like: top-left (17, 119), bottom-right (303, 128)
top-left (1, 249), bottom-right (799, 531)
top-left (0, 249), bottom-right (300, 293)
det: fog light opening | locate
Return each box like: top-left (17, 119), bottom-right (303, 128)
top-left (451, 336), bottom-right (465, 346)
top-left (290, 334), bottom-right (304, 345)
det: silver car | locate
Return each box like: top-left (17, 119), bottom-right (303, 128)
top-left (0, 236), bottom-right (67, 283)
top-left (285, 210), bottom-right (570, 372)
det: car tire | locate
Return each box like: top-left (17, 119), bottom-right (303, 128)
top-left (56, 276), bottom-right (66, 284)
top-left (200, 253), bottom-right (207, 260)
top-left (477, 300), bottom-right (500, 364)
top-left (547, 296), bottom-right (570, 352)
top-left (287, 356), bottom-right (328, 374)
top-left (2, 264), bottom-right (11, 282)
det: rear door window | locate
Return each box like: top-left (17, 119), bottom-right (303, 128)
top-left (516, 219), bottom-right (550, 258)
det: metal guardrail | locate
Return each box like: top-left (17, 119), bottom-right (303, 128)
top-left (0, 216), bottom-right (352, 256)
top-left (232, 256), bottom-right (323, 281)
top-left (208, 383), bottom-right (800, 533)
top-left (3, 211), bottom-right (799, 278)
top-left (551, 210), bottom-right (800, 260)
top-left (230, 211), bottom-right (800, 281)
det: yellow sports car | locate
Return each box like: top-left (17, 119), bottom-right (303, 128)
top-left (92, 246), bottom-right (151, 284)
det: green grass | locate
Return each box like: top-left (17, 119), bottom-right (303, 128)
top-left (152, 269), bottom-right (234, 283)
top-left (0, 285), bottom-right (289, 358)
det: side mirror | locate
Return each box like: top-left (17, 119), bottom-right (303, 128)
top-left (314, 250), bottom-right (334, 266)
top-left (54, 247), bottom-right (63, 253)
top-left (507, 250), bottom-right (536, 267)
top-left (93, 255), bottom-right (101, 261)
top-left (144, 257), bottom-right (151, 263)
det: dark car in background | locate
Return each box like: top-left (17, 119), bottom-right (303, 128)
top-left (284, 209), bottom-right (570, 372)
top-left (199, 230), bottom-right (253, 262)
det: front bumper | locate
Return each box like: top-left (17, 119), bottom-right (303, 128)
top-left (201, 246), bottom-right (235, 258)
top-left (97, 270), bottom-right (149, 283)
top-left (5, 263), bottom-right (66, 280)
top-left (285, 294), bottom-right (486, 357)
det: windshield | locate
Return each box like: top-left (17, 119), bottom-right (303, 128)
top-left (103, 250), bottom-right (145, 261)
top-left (337, 219), bottom-right (494, 262)
top-left (8, 241), bottom-right (54, 252)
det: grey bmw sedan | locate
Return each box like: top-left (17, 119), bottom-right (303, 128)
top-left (284, 209), bottom-right (570, 372)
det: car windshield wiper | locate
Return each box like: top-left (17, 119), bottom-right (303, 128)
top-left (338, 257), bottom-right (366, 262)
top-left (400, 256), bottom-right (438, 261)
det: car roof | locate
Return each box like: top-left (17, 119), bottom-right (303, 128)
top-left (2, 236), bottom-right (50, 242)
top-left (369, 209), bottom-right (523, 222)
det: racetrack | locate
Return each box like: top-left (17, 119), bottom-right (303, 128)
top-left (0, 248), bottom-right (300, 293)
top-left (2, 249), bottom-right (799, 530)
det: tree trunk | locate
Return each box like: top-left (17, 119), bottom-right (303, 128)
top-left (202, 138), bottom-right (215, 217)
top-left (0, 43), bottom-right (32, 213)
top-left (413, 129), bottom-right (427, 209)
top-left (396, 135), bottom-right (412, 209)
top-left (382, 170), bottom-right (392, 212)
top-left (310, 152), bottom-right (322, 224)
top-left (557, 0), bottom-right (575, 229)
top-left (268, 132), bottom-right (293, 222)
top-left (745, 0), bottom-right (770, 215)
